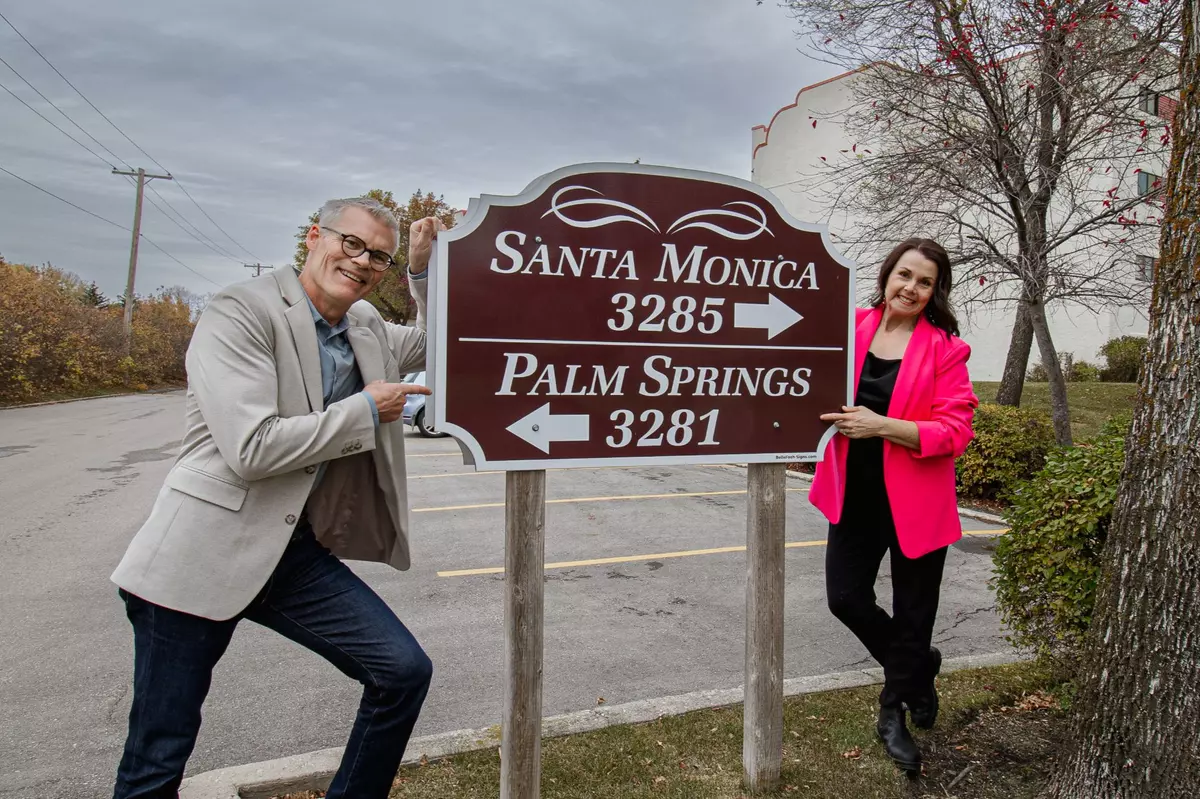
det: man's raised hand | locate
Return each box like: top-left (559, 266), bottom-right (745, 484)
top-left (408, 217), bottom-right (447, 275)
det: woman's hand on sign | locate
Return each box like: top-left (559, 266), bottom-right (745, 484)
top-left (365, 380), bottom-right (432, 424)
top-left (408, 217), bottom-right (447, 275)
top-left (820, 405), bottom-right (885, 439)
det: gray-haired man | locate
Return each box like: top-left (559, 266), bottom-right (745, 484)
top-left (110, 197), bottom-right (447, 799)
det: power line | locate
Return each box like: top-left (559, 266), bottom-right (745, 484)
top-left (0, 10), bottom-right (161, 170)
top-left (143, 187), bottom-right (244, 263)
top-left (171, 180), bottom-right (263, 262)
top-left (0, 10), bottom-right (263, 262)
top-left (0, 54), bottom-right (130, 169)
top-left (0, 163), bottom-right (223, 288)
top-left (0, 163), bottom-right (125, 229)
top-left (0, 75), bottom-right (116, 168)
top-left (0, 51), bottom-right (243, 266)
top-left (0, 100), bottom-right (239, 274)
top-left (142, 235), bottom-right (223, 288)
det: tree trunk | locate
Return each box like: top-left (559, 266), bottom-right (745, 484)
top-left (1046, 4), bottom-right (1200, 795)
top-left (994, 299), bottom-right (1034, 406)
top-left (1027, 299), bottom-right (1073, 446)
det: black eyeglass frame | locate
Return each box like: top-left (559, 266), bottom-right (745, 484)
top-left (320, 226), bottom-right (397, 271)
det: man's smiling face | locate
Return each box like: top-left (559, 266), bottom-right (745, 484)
top-left (299, 206), bottom-right (396, 322)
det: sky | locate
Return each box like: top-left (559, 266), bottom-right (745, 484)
top-left (0, 0), bottom-right (834, 299)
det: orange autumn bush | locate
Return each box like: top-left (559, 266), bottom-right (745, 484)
top-left (0, 260), bottom-right (195, 403)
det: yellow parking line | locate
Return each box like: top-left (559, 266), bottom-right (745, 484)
top-left (409, 452), bottom-right (464, 458)
top-left (413, 488), bottom-right (809, 514)
top-left (436, 529), bottom-right (1009, 578)
top-left (409, 471), bottom-right (501, 480)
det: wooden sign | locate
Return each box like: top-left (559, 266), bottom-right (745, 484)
top-left (428, 163), bottom-right (854, 470)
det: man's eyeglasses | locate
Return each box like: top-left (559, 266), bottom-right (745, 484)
top-left (320, 227), bottom-right (396, 271)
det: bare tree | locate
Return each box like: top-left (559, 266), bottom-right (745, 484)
top-left (774, 0), bottom-right (1179, 443)
top-left (157, 284), bottom-right (213, 322)
top-left (1047, 1), bottom-right (1200, 793)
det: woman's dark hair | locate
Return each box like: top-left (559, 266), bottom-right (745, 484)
top-left (869, 237), bottom-right (960, 337)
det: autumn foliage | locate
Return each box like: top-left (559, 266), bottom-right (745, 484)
top-left (294, 189), bottom-right (459, 325)
top-left (0, 260), bottom-right (195, 403)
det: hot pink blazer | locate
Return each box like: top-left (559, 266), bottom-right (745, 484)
top-left (810, 307), bottom-right (979, 558)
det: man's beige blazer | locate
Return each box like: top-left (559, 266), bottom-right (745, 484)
top-left (111, 267), bottom-right (427, 620)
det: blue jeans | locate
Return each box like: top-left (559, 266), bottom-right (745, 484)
top-left (113, 522), bottom-right (433, 799)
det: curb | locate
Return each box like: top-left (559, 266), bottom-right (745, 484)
top-left (179, 650), bottom-right (1025, 799)
top-left (0, 387), bottom-right (185, 411)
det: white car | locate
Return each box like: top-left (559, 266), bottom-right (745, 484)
top-left (400, 371), bottom-right (447, 437)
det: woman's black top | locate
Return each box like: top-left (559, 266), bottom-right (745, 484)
top-left (844, 352), bottom-right (902, 510)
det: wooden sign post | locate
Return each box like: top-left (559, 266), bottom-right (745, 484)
top-left (744, 462), bottom-right (786, 791)
top-left (428, 163), bottom-right (854, 798)
top-left (501, 470), bottom-right (547, 799)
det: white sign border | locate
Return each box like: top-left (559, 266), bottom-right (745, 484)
top-left (428, 161), bottom-right (856, 472)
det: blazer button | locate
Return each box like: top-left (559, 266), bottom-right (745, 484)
top-left (353, 441), bottom-right (363, 451)
top-left (285, 514), bottom-right (297, 524)
top-left (305, 465), bottom-right (317, 474)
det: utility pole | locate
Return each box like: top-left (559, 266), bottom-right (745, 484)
top-left (244, 262), bottom-right (273, 277)
top-left (112, 167), bottom-right (172, 352)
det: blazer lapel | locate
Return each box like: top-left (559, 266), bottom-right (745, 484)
top-left (889, 315), bottom-right (934, 418)
top-left (276, 268), bottom-right (325, 413)
top-left (347, 324), bottom-right (386, 386)
top-left (853, 307), bottom-right (883, 396)
top-left (285, 303), bottom-right (325, 413)
top-left (347, 321), bottom-right (392, 471)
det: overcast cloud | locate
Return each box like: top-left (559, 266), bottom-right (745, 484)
top-left (0, 0), bottom-right (830, 298)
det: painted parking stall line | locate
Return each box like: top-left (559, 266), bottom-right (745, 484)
top-left (437, 530), bottom-right (1011, 578)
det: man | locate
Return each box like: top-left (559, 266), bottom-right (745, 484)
top-left (109, 196), bottom-right (447, 799)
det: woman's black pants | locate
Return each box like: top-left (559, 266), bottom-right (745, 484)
top-left (825, 506), bottom-right (948, 709)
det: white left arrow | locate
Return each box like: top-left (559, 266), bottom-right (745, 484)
top-left (506, 403), bottom-right (591, 454)
top-left (734, 293), bottom-right (804, 339)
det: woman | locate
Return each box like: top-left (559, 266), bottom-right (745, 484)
top-left (810, 237), bottom-right (978, 773)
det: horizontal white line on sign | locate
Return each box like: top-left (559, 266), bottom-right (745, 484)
top-left (458, 337), bottom-right (844, 352)
top-left (436, 529), bottom-right (1010, 577)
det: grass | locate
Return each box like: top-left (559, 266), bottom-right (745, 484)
top-left (973, 381), bottom-right (1137, 441)
top-left (276, 661), bottom-right (1067, 799)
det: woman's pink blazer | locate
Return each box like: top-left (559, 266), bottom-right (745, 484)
top-left (809, 307), bottom-right (979, 558)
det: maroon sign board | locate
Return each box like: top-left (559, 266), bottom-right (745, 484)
top-left (428, 163), bottom-right (854, 471)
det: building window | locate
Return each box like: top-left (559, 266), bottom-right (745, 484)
top-left (1136, 255), bottom-right (1158, 282)
top-left (1158, 96), bottom-right (1178, 123)
top-left (1138, 171), bottom-right (1162, 195)
top-left (1138, 89), bottom-right (1160, 115)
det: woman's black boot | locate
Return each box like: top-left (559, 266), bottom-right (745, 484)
top-left (908, 646), bottom-right (942, 730)
top-left (876, 705), bottom-right (922, 773)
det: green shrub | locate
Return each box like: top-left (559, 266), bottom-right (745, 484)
top-left (957, 404), bottom-right (1057, 501)
top-left (1068, 359), bottom-right (1100, 382)
top-left (1099, 335), bottom-right (1147, 383)
top-left (1025, 352), bottom-right (1100, 382)
top-left (992, 420), bottom-right (1127, 668)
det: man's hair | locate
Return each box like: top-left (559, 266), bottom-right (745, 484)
top-left (318, 197), bottom-right (401, 243)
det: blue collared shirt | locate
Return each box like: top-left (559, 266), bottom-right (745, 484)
top-left (304, 295), bottom-right (377, 491)
top-left (304, 294), bottom-right (379, 424)
top-left (303, 268), bottom-right (425, 486)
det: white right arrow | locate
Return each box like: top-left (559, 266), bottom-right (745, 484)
top-left (733, 294), bottom-right (804, 339)
top-left (506, 403), bottom-right (591, 454)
